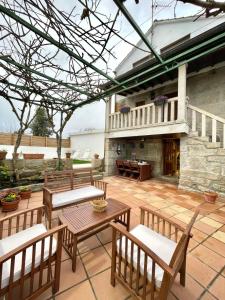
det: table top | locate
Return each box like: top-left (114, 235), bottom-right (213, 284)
top-left (58, 198), bottom-right (130, 235)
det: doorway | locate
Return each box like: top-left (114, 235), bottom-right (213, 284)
top-left (163, 139), bottom-right (180, 176)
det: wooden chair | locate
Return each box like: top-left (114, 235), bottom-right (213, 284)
top-left (129, 161), bottom-right (140, 180)
top-left (110, 206), bottom-right (199, 300)
top-left (0, 206), bottom-right (66, 300)
top-left (123, 160), bottom-right (132, 178)
top-left (116, 160), bottom-right (125, 176)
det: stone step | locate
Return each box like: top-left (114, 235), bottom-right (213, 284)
top-left (205, 142), bottom-right (221, 149)
top-left (189, 131), bottom-right (199, 137)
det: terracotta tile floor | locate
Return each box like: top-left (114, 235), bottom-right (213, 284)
top-left (2, 176), bottom-right (225, 300)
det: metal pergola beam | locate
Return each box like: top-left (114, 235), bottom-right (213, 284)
top-left (0, 56), bottom-right (93, 98)
top-left (0, 80), bottom-right (81, 107)
top-left (0, 4), bottom-right (123, 87)
top-left (113, 0), bottom-right (164, 65)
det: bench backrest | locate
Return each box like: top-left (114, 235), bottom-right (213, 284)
top-left (44, 168), bottom-right (94, 191)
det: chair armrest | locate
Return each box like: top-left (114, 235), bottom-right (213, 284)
top-left (0, 224), bottom-right (67, 264)
top-left (93, 180), bottom-right (108, 192)
top-left (0, 206), bottom-right (45, 239)
top-left (110, 221), bottom-right (175, 277)
top-left (43, 186), bottom-right (54, 195)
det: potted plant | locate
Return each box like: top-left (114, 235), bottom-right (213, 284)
top-left (1, 192), bottom-right (20, 212)
top-left (94, 153), bottom-right (99, 159)
top-left (153, 95), bottom-right (168, 106)
top-left (0, 149), bottom-right (7, 160)
top-left (19, 186), bottom-right (32, 200)
top-left (203, 191), bottom-right (218, 203)
top-left (120, 106), bottom-right (131, 113)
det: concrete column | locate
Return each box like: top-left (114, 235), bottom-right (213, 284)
top-left (105, 96), bottom-right (112, 132)
top-left (178, 64), bottom-right (187, 122)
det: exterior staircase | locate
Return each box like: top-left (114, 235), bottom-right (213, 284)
top-left (179, 104), bottom-right (225, 195)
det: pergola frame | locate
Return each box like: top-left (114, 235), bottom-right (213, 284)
top-left (0, 1), bottom-right (225, 111)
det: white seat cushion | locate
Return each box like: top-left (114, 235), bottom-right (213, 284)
top-left (52, 185), bottom-right (104, 208)
top-left (117, 224), bottom-right (177, 288)
top-left (0, 224), bottom-right (57, 288)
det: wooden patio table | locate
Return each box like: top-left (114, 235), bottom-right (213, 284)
top-left (58, 198), bottom-right (131, 272)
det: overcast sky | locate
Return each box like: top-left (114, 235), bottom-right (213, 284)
top-left (0, 0), bottom-right (202, 136)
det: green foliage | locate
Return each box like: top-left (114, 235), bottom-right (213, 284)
top-left (73, 159), bottom-right (91, 164)
top-left (4, 192), bottom-right (17, 202)
top-left (0, 164), bottom-right (10, 181)
top-left (20, 186), bottom-right (30, 192)
top-left (30, 107), bottom-right (52, 137)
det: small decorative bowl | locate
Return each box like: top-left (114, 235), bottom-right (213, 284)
top-left (90, 200), bottom-right (108, 212)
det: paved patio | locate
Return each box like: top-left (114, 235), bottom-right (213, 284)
top-left (2, 176), bottom-right (225, 300)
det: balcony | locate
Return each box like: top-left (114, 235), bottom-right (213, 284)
top-left (107, 97), bottom-right (189, 138)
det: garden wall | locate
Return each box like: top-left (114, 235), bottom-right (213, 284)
top-left (0, 159), bottom-right (73, 186)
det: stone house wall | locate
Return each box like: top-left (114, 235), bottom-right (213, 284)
top-left (104, 137), bottom-right (163, 177)
top-left (179, 135), bottom-right (225, 195)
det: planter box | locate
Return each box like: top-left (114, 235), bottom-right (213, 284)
top-left (23, 154), bottom-right (44, 159)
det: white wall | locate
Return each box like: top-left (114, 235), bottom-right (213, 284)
top-left (1, 145), bottom-right (71, 159)
top-left (70, 131), bottom-right (105, 159)
top-left (115, 16), bottom-right (225, 76)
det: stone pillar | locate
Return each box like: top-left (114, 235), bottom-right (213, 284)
top-left (105, 96), bottom-right (112, 133)
top-left (178, 64), bottom-right (187, 122)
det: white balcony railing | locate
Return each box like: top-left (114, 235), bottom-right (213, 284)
top-left (108, 97), bottom-right (179, 131)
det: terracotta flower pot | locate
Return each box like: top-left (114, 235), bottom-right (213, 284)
top-left (0, 151), bottom-right (7, 160)
top-left (1, 196), bottom-right (20, 212)
top-left (19, 190), bottom-right (32, 200)
top-left (203, 192), bottom-right (218, 203)
top-left (66, 153), bottom-right (71, 159)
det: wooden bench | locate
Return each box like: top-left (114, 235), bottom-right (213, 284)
top-left (43, 168), bottom-right (107, 228)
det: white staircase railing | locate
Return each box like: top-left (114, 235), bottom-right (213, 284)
top-left (108, 97), bottom-right (178, 131)
top-left (187, 104), bottom-right (225, 148)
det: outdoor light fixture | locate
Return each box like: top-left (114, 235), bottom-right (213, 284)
top-left (116, 144), bottom-right (121, 155)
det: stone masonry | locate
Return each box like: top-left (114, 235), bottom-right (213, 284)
top-left (179, 134), bottom-right (225, 196)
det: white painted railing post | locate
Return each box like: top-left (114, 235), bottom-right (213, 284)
top-left (212, 119), bottom-right (217, 143)
top-left (201, 114), bottom-right (206, 137)
top-left (191, 110), bottom-right (196, 132)
top-left (223, 124), bottom-right (225, 149)
top-left (164, 102), bottom-right (168, 123)
top-left (178, 64), bottom-right (187, 122)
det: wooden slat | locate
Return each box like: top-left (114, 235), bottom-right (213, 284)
top-left (212, 119), bottom-right (217, 143)
top-left (201, 114), bottom-right (206, 137)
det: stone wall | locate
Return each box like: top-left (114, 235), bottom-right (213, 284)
top-left (104, 137), bottom-right (163, 177)
top-left (0, 159), bottom-right (73, 183)
top-left (179, 135), bottom-right (225, 195)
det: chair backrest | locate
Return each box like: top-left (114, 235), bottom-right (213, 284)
top-left (129, 161), bottom-right (140, 171)
top-left (44, 170), bottom-right (73, 190)
top-left (116, 160), bottom-right (124, 168)
top-left (44, 168), bottom-right (94, 191)
top-left (160, 209), bottom-right (199, 296)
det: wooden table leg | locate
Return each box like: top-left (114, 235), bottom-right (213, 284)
top-left (72, 235), bottom-right (78, 272)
